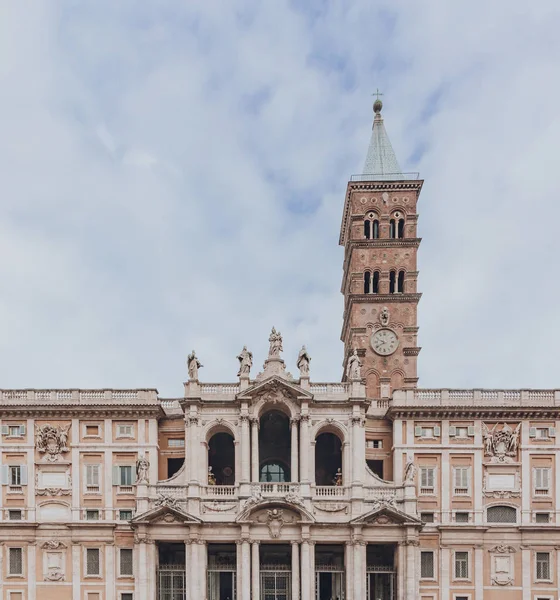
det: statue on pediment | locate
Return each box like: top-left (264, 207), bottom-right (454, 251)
top-left (268, 327), bottom-right (283, 357)
top-left (296, 345), bottom-right (311, 377)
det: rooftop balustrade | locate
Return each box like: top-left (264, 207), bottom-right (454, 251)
top-left (0, 388), bottom-right (159, 404)
top-left (392, 388), bottom-right (560, 407)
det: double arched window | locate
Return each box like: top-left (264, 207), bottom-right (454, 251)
top-left (364, 271), bottom-right (380, 294)
top-left (364, 212), bottom-right (380, 240)
top-left (389, 270), bottom-right (405, 294)
top-left (389, 211), bottom-right (405, 239)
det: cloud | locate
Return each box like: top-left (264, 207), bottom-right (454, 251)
top-left (0, 1), bottom-right (559, 394)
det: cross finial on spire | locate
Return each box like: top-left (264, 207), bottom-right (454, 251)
top-left (372, 89), bottom-right (383, 114)
top-left (372, 88), bottom-right (383, 101)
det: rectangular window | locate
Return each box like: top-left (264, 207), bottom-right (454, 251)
top-left (9, 466), bottom-right (21, 486)
top-left (455, 512), bottom-right (469, 523)
top-left (121, 594), bottom-right (134, 600)
top-left (117, 424), bottom-right (134, 438)
top-left (536, 552), bottom-right (550, 580)
top-left (9, 547), bottom-right (23, 575)
top-left (168, 438), bottom-right (185, 448)
top-left (119, 509), bottom-right (133, 521)
top-left (86, 464), bottom-right (100, 489)
top-left (421, 512), bottom-right (434, 523)
top-left (534, 467), bottom-right (551, 495)
top-left (455, 427), bottom-right (469, 438)
top-left (420, 551), bottom-right (434, 578)
top-left (536, 512), bottom-right (550, 524)
top-left (454, 552), bottom-right (469, 579)
top-left (8, 510), bottom-right (22, 521)
top-left (536, 428), bottom-right (550, 439)
top-left (86, 548), bottom-right (100, 576)
top-left (85, 424), bottom-right (100, 437)
top-left (120, 465), bottom-right (133, 486)
top-left (120, 548), bottom-right (133, 576)
top-left (86, 510), bottom-right (99, 521)
top-left (8, 425), bottom-right (24, 437)
top-left (420, 467), bottom-right (435, 494)
top-left (453, 467), bottom-right (470, 495)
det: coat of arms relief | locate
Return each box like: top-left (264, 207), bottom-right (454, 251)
top-left (36, 424), bottom-right (70, 462)
top-left (482, 423), bottom-right (521, 463)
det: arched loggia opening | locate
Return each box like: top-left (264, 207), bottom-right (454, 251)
top-left (315, 432), bottom-right (343, 486)
top-left (208, 432), bottom-right (235, 485)
top-left (259, 410), bottom-right (291, 482)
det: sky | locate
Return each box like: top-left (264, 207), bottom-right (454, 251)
top-left (1, 1), bottom-right (559, 396)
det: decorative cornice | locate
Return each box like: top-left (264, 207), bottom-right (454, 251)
top-left (388, 406), bottom-right (560, 420)
top-left (403, 347), bottom-right (422, 356)
top-left (0, 404), bottom-right (161, 418)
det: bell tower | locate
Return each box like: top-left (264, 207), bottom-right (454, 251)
top-left (339, 98), bottom-right (423, 399)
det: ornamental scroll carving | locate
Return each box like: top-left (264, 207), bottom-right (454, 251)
top-left (36, 424), bottom-right (70, 462)
top-left (42, 540), bottom-right (67, 582)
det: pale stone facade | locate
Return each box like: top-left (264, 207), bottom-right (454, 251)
top-left (1, 102), bottom-right (558, 600)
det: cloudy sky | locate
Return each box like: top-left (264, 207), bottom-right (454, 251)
top-left (1, 1), bottom-right (559, 396)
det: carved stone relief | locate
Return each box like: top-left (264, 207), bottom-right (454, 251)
top-left (35, 424), bottom-right (70, 462)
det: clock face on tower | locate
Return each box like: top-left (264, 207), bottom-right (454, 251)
top-left (371, 328), bottom-right (399, 356)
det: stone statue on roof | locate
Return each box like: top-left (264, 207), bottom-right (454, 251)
top-left (296, 345), bottom-right (311, 377)
top-left (268, 327), bottom-right (283, 357)
top-left (187, 350), bottom-right (203, 381)
top-left (346, 349), bottom-right (362, 380)
top-left (237, 346), bottom-right (253, 377)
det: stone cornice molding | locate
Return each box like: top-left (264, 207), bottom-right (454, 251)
top-left (0, 404), bottom-right (161, 419)
top-left (388, 406), bottom-right (560, 420)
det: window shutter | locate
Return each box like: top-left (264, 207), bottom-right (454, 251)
top-left (1, 425), bottom-right (8, 435)
top-left (544, 468), bottom-right (550, 489)
top-left (467, 426), bottom-right (475, 436)
top-left (549, 427), bottom-right (556, 437)
top-left (0, 465), bottom-right (9, 485)
top-left (434, 426), bottom-right (441, 436)
top-left (20, 465), bottom-right (28, 485)
top-left (131, 468), bottom-right (137, 485)
top-left (112, 466), bottom-right (120, 486)
top-left (529, 427), bottom-right (537, 438)
top-left (20, 424), bottom-right (26, 436)
top-left (449, 426), bottom-right (456, 437)
top-left (415, 426), bottom-right (422, 437)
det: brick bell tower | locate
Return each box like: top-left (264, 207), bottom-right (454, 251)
top-left (340, 97), bottom-right (423, 399)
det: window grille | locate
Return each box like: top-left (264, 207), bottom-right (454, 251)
top-left (168, 439), bottom-right (185, 448)
top-left (420, 551), bottom-right (434, 578)
top-left (454, 552), bottom-right (468, 579)
top-left (86, 548), bottom-right (100, 576)
top-left (487, 505), bottom-right (516, 523)
top-left (8, 510), bottom-right (22, 521)
top-left (9, 547), bottom-right (23, 575)
top-left (119, 510), bottom-right (133, 521)
top-left (453, 467), bottom-right (470, 495)
top-left (86, 510), bottom-right (99, 521)
top-left (421, 512), bottom-right (434, 523)
top-left (536, 512), bottom-right (550, 524)
top-left (120, 549), bottom-right (133, 576)
top-left (455, 512), bottom-right (469, 523)
top-left (536, 552), bottom-right (550, 580)
top-left (121, 595), bottom-right (133, 600)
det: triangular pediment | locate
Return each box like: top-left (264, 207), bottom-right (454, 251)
top-left (131, 504), bottom-right (201, 525)
top-left (351, 503), bottom-right (422, 526)
top-left (238, 376), bottom-right (312, 402)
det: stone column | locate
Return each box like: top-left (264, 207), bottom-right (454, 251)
top-left (300, 540), bottom-right (310, 600)
top-left (522, 546), bottom-right (531, 600)
top-left (28, 544), bottom-right (36, 600)
top-left (396, 543), bottom-right (405, 600)
top-left (137, 541), bottom-right (148, 600)
top-left (251, 541), bottom-right (260, 600)
top-left (105, 544), bottom-right (115, 600)
top-left (185, 540), bottom-right (192, 600)
top-left (405, 540), bottom-right (418, 599)
top-left (351, 415), bottom-right (365, 485)
top-left (308, 541), bottom-right (315, 599)
top-left (236, 541), bottom-right (243, 600)
top-left (190, 538), bottom-right (200, 600)
top-left (198, 540), bottom-right (207, 600)
top-left (345, 542), bottom-right (354, 600)
top-left (242, 538), bottom-right (251, 600)
top-left (291, 541), bottom-right (300, 600)
top-left (440, 547), bottom-right (450, 600)
top-left (72, 544), bottom-right (81, 600)
top-left (291, 418), bottom-right (299, 482)
top-left (300, 415), bottom-right (310, 483)
top-left (241, 415), bottom-right (251, 483)
top-left (251, 418), bottom-right (260, 482)
top-left (475, 545), bottom-right (483, 600)
top-left (353, 541), bottom-right (366, 599)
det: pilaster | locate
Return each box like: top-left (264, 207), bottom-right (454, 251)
top-left (290, 417), bottom-right (299, 482)
top-left (250, 418), bottom-right (259, 482)
top-left (252, 541), bottom-right (260, 600)
top-left (291, 541), bottom-right (300, 600)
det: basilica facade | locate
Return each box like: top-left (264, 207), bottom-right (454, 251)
top-left (1, 101), bottom-right (559, 600)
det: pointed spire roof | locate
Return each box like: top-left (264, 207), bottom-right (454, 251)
top-left (362, 98), bottom-right (403, 180)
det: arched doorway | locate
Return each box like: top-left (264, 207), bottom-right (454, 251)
top-left (315, 432), bottom-right (343, 486)
top-left (259, 410), bottom-right (291, 482)
top-left (208, 432), bottom-right (235, 485)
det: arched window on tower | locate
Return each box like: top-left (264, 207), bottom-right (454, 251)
top-left (364, 213), bottom-right (379, 240)
top-left (364, 271), bottom-right (371, 294)
top-left (397, 270), bottom-right (405, 293)
top-left (390, 211), bottom-right (405, 239)
top-left (389, 271), bottom-right (396, 294)
top-left (372, 271), bottom-right (380, 293)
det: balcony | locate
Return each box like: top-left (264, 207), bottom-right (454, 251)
top-left (201, 485), bottom-right (237, 498)
top-left (314, 485), bottom-right (348, 498)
